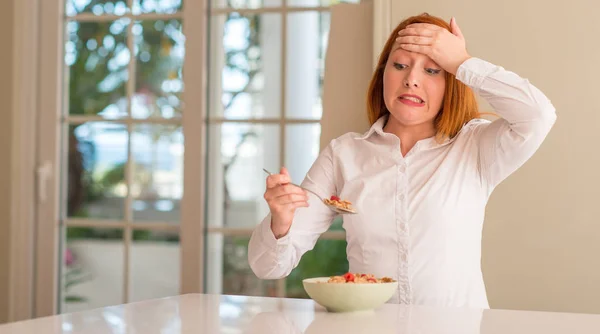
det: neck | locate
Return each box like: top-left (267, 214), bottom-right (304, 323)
top-left (383, 116), bottom-right (436, 156)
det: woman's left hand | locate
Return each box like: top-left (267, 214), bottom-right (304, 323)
top-left (396, 17), bottom-right (471, 75)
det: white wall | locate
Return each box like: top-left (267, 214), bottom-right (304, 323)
top-left (320, 1), bottom-right (373, 148)
top-left (385, 0), bottom-right (600, 314)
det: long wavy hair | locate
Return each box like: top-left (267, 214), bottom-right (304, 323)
top-left (367, 13), bottom-right (481, 142)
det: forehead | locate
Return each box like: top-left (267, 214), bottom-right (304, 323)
top-left (390, 42), bottom-right (406, 55)
top-left (390, 44), bottom-right (418, 58)
top-left (388, 44), bottom-right (437, 64)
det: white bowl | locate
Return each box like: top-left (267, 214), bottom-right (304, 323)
top-left (302, 277), bottom-right (398, 313)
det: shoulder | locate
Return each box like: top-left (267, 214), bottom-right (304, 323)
top-left (335, 131), bottom-right (367, 143)
top-left (314, 131), bottom-right (371, 163)
top-left (464, 117), bottom-right (492, 129)
top-left (325, 130), bottom-right (370, 150)
top-left (455, 118), bottom-right (493, 139)
top-left (438, 118), bottom-right (494, 150)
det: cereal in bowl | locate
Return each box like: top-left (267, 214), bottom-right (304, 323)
top-left (327, 272), bottom-right (395, 284)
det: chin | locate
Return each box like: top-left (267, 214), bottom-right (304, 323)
top-left (389, 110), bottom-right (428, 126)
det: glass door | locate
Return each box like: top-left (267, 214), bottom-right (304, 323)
top-left (204, 0), bottom-right (354, 299)
top-left (35, 0), bottom-right (359, 318)
top-left (35, 0), bottom-right (206, 316)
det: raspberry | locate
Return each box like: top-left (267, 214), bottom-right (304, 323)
top-left (343, 272), bottom-right (355, 282)
top-left (330, 195), bottom-right (340, 201)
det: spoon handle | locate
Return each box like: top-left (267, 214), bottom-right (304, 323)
top-left (262, 168), bottom-right (324, 201)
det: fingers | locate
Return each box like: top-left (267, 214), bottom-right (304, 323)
top-left (395, 35), bottom-right (433, 46)
top-left (264, 166), bottom-right (310, 212)
top-left (265, 184), bottom-right (307, 200)
top-left (272, 193), bottom-right (309, 205)
top-left (450, 17), bottom-right (464, 39)
top-left (397, 26), bottom-right (436, 38)
top-left (265, 189), bottom-right (309, 213)
top-left (278, 201), bottom-right (310, 212)
top-left (266, 167), bottom-right (292, 188)
top-left (398, 43), bottom-right (430, 55)
top-left (266, 173), bottom-right (291, 188)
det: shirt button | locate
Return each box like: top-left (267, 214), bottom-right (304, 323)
top-left (397, 193), bottom-right (405, 200)
top-left (398, 163), bottom-right (406, 173)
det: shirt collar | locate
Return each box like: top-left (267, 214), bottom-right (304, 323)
top-left (356, 114), bottom-right (388, 140)
top-left (356, 114), bottom-right (469, 152)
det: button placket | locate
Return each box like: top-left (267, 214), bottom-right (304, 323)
top-left (396, 161), bottom-right (411, 303)
top-left (396, 161), bottom-right (412, 303)
top-left (404, 162), bottom-right (411, 303)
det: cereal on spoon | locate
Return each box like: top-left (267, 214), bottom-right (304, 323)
top-left (323, 195), bottom-right (354, 211)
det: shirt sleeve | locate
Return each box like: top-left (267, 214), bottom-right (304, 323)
top-left (456, 57), bottom-right (557, 189)
top-left (247, 140), bottom-right (338, 279)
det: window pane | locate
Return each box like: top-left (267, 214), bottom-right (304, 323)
top-left (131, 124), bottom-right (183, 222)
top-left (287, 0), bottom-right (360, 7)
top-left (285, 124), bottom-right (321, 185)
top-left (209, 13), bottom-right (282, 119)
top-left (130, 230), bottom-right (180, 302)
top-left (66, 19), bottom-right (130, 118)
top-left (205, 234), bottom-right (278, 297)
top-left (286, 220), bottom-right (348, 298)
top-left (66, 0), bottom-right (129, 17)
top-left (67, 123), bottom-right (128, 220)
top-left (211, 0), bottom-right (281, 9)
top-left (134, 20), bottom-right (184, 119)
top-left (133, 0), bottom-right (182, 14)
top-left (206, 123), bottom-right (279, 228)
top-left (285, 12), bottom-right (329, 119)
top-left (61, 227), bottom-right (124, 313)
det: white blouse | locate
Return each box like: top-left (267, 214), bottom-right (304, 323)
top-left (247, 57), bottom-right (557, 309)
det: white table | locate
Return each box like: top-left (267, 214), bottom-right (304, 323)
top-left (1, 294), bottom-right (599, 333)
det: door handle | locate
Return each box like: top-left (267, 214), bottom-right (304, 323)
top-left (36, 161), bottom-right (53, 203)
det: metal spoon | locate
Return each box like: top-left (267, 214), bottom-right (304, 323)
top-left (262, 168), bottom-right (357, 215)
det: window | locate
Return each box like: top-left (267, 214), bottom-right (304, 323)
top-left (38, 0), bottom-right (357, 315)
top-left (58, 0), bottom-right (187, 313)
top-left (204, 0), bottom-right (354, 298)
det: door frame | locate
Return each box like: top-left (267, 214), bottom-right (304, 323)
top-left (33, 0), bottom-right (63, 318)
top-left (8, 0), bottom-right (41, 323)
top-left (372, 0), bottom-right (392, 66)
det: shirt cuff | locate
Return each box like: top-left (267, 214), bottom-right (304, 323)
top-left (259, 213), bottom-right (291, 251)
top-left (455, 57), bottom-right (498, 92)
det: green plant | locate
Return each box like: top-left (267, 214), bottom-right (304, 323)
top-left (285, 217), bottom-right (349, 298)
top-left (63, 248), bottom-right (92, 303)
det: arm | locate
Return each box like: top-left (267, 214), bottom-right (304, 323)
top-left (396, 19), bottom-right (556, 189)
top-left (456, 57), bottom-right (557, 188)
top-left (247, 141), bottom-right (338, 279)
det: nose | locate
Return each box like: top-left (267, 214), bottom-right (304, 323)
top-left (403, 69), bottom-right (420, 88)
top-left (403, 77), bottom-right (419, 88)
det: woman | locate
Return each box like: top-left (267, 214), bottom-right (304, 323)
top-left (247, 13), bottom-right (556, 309)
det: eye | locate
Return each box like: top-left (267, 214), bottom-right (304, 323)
top-left (393, 62), bottom-right (406, 70)
top-left (426, 68), bottom-right (442, 75)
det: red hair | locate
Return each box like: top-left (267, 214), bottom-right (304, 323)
top-left (367, 13), bottom-right (481, 142)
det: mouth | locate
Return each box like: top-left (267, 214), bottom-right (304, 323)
top-left (398, 94), bottom-right (425, 107)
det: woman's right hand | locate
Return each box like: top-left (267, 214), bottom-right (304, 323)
top-left (264, 167), bottom-right (309, 239)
